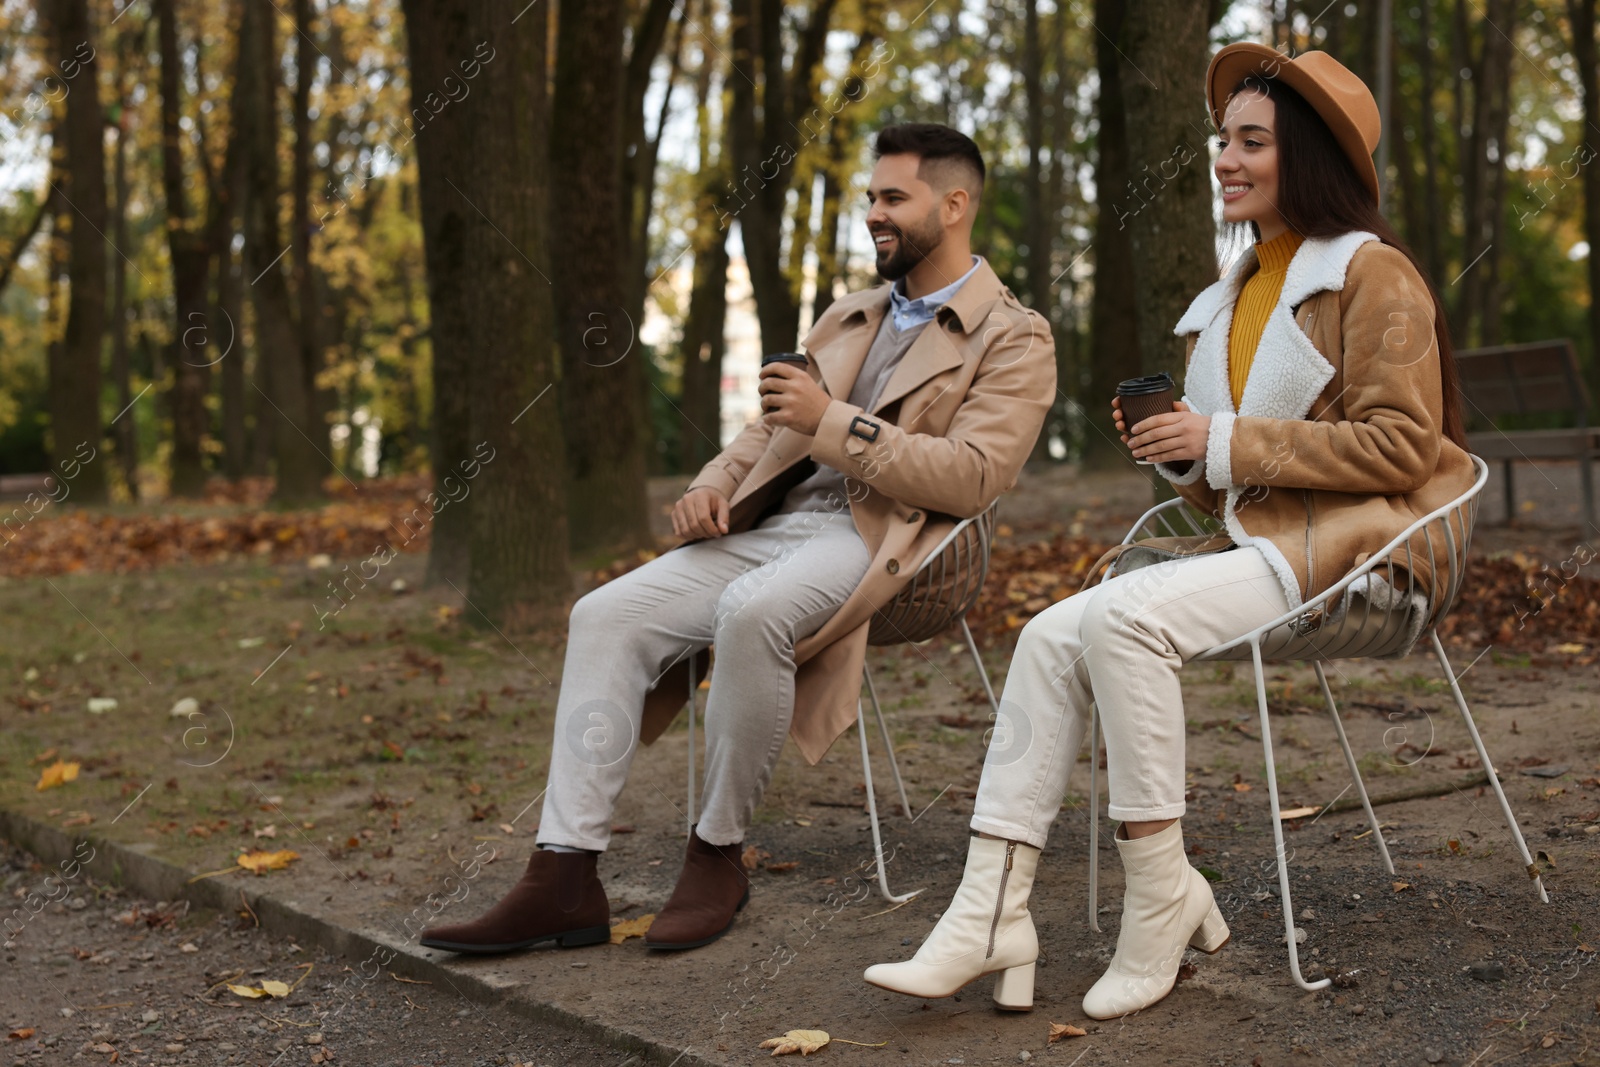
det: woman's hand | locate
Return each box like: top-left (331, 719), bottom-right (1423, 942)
top-left (1112, 398), bottom-right (1211, 464)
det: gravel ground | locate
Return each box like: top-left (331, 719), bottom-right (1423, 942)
top-left (0, 840), bottom-right (632, 1067)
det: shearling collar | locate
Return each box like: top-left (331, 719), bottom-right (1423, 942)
top-left (1157, 228), bottom-right (1381, 609)
top-left (1173, 230), bottom-right (1380, 336)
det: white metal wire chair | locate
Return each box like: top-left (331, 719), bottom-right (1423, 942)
top-left (1084, 455), bottom-right (1547, 992)
top-left (684, 501), bottom-right (1002, 903)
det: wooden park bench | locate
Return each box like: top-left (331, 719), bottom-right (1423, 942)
top-left (0, 473), bottom-right (54, 501)
top-left (1455, 339), bottom-right (1599, 525)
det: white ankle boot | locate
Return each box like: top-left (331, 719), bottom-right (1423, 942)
top-left (1082, 821), bottom-right (1229, 1019)
top-left (863, 835), bottom-right (1040, 1011)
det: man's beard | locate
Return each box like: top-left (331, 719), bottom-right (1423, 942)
top-left (872, 209), bottom-right (944, 282)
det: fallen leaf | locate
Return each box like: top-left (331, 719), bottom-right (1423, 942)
top-left (260, 980), bottom-right (290, 998)
top-left (758, 1029), bottom-right (830, 1056)
top-left (7, 1028), bottom-right (35, 1040)
top-left (1393, 882), bottom-right (1411, 892)
top-left (86, 697), bottom-right (117, 714)
top-left (1447, 838), bottom-right (1462, 854)
top-left (765, 861), bottom-right (800, 873)
top-left (609, 914), bottom-right (654, 944)
top-left (1049, 1022), bottom-right (1087, 1042)
top-left (741, 846), bottom-right (771, 872)
top-left (236, 849), bottom-right (300, 874)
top-left (1278, 806), bottom-right (1319, 820)
top-left (35, 760), bottom-right (80, 791)
top-left (1556, 643), bottom-right (1585, 654)
top-left (227, 984), bottom-right (266, 999)
top-left (1233, 782), bottom-right (1253, 792)
top-left (253, 825), bottom-right (277, 839)
top-left (29, 748), bottom-right (59, 765)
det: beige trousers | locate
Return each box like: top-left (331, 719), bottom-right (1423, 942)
top-left (536, 510), bottom-right (870, 852)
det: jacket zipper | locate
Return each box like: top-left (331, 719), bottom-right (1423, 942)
top-left (986, 841), bottom-right (1016, 960)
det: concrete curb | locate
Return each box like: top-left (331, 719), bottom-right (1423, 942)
top-left (0, 807), bottom-right (713, 1067)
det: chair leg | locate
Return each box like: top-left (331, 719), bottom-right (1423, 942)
top-left (863, 665), bottom-right (912, 818)
top-left (1252, 643), bottom-right (1332, 993)
top-left (960, 618), bottom-right (1000, 717)
top-left (1313, 663), bottom-right (1394, 875)
top-left (686, 655), bottom-right (697, 835)
top-left (1502, 460), bottom-right (1514, 525)
top-left (856, 699), bottom-right (921, 904)
top-left (1428, 632), bottom-right (1549, 904)
top-left (1087, 703), bottom-right (1101, 934)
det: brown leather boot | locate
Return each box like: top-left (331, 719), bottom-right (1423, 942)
top-left (420, 849), bottom-right (609, 955)
top-left (644, 827), bottom-right (750, 950)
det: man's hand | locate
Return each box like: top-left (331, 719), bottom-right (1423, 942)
top-left (672, 486), bottom-right (730, 539)
top-left (758, 363), bottom-right (830, 436)
top-left (1113, 398), bottom-right (1211, 464)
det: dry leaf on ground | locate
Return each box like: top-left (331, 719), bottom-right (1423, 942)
top-left (609, 914), bottom-right (654, 944)
top-left (758, 1029), bottom-right (830, 1056)
top-left (237, 849), bottom-right (300, 874)
top-left (35, 760), bottom-right (80, 791)
top-left (228, 979), bottom-right (291, 999)
top-left (1048, 1022), bottom-right (1087, 1043)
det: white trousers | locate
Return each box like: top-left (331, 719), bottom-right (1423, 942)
top-left (971, 546), bottom-right (1292, 847)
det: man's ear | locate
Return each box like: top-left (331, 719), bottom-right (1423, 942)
top-left (943, 187), bottom-right (972, 229)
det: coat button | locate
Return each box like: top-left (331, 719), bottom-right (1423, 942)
top-left (886, 559), bottom-right (900, 575)
top-left (907, 511), bottom-right (921, 523)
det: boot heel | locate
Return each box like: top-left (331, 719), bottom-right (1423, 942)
top-left (1189, 902), bottom-right (1230, 954)
top-left (557, 925), bottom-right (611, 948)
top-left (991, 962), bottom-right (1035, 1011)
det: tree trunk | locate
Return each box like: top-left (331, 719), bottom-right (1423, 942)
top-left (210, 28), bottom-right (250, 483)
top-left (155, 0), bottom-right (212, 498)
top-left (0, 188), bottom-right (55, 300)
top-left (620, 0), bottom-right (678, 330)
top-left (1084, 0), bottom-right (1142, 468)
top-left (240, 0), bottom-right (323, 503)
top-left (1117, 1), bottom-right (1215, 389)
top-left (400, 0), bottom-right (474, 586)
top-left (1455, 0), bottom-right (1515, 346)
top-left (551, 0), bottom-right (651, 556)
top-left (108, 30), bottom-right (138, 500)
top-left (46, 0), bottom-right (109, 503)
top-left (679, 226), bottom-right (730, 473)
top-left (1417, 0), bottom-right (1443, 283)
top-left (458, 1), bottom-right (570, 624)
top-left (1571, 0), bottom-right (1600, 411)
top-left (727, 0), bottom-right (839, 356)
top-left (292, 0), bottom-right (332, 480)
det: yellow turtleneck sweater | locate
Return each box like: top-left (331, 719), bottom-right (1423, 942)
top-left (1227, 229), bottom-right (1304, 409)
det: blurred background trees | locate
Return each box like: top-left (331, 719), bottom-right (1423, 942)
top-left (0, 0), bottom-right (1595, 621)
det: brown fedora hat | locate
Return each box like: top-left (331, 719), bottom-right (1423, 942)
top-left (1206, 43), bottom-right (1381, 205)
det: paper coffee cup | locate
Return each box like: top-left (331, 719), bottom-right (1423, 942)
top-left (1116, 373), bottom-right (1176, 464)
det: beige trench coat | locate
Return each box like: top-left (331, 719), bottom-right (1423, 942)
top-left (637, 260), bottom-right (1056, 763)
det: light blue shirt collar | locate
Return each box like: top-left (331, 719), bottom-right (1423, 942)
top-left (888, 255), bottom-right (983, 332)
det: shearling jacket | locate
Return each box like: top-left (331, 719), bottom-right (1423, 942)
top-left (1129, 230), bottom-right (1477, 610)
top-left (638, 260), bottom-right (1057, 763)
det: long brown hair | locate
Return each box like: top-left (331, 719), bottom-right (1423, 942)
top-left (1231, 74), bottom-right (1468, 449)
